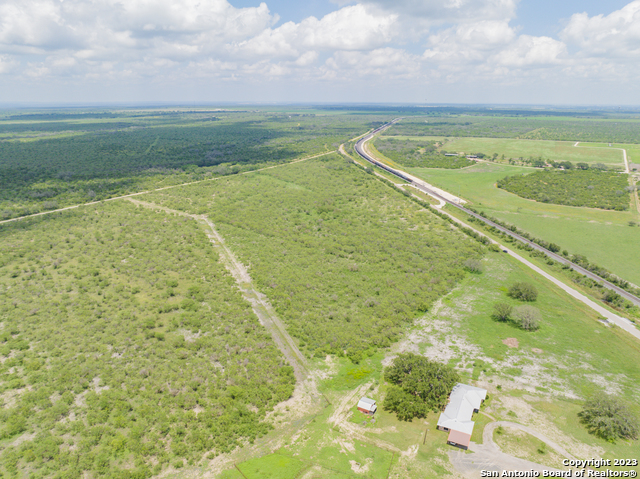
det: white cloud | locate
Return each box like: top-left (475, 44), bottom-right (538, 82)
top-left (492, 35), bottom-right (566, 67)
top-left (0, 0), bottom-right (276, 57)
top-left (323, 47), bottom-right (421, 79)
top-left (233, 4), bottom-right (398, 60)
top-left (0, 0), bottom-right (639, 103)
top-left (424, 21), bottom-right (516, 64)
top-left (561, 0), bottom-right (640, 58)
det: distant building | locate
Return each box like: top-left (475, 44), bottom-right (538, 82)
top-left (437, 383), bottom-right (487, 450)
top-left (444, 153), bottom-right (458, 156)
top-left (357, 397), bottom-right (377, 415)
top-left (466, 155), bottom-right (478, 159)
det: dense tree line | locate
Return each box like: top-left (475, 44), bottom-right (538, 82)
top-left (373, 137), bottom-right (475, 169)
top-left (143, 154), bottom-right (485, 361)
top-left (497, 170), bottom-right (630, 210)
top-left (0, 202), bottom-right (295, 477)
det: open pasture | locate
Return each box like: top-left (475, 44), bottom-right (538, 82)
top-left (410, 163), bottom-right (640, 285)
top-left (407, 137), bottom-right (624, 167)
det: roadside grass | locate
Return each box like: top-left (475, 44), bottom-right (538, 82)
top-left (380, 135), bottom-right (448, 142)
top-left (401, 137), bottom-right (625, 167)
top-left (409, 162), bottom-right (640, 285)
top-left (493, 426), bottom-right (566, 469)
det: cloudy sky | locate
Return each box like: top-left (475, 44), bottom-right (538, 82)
top-left (1, 0), bottom-right (639, 105)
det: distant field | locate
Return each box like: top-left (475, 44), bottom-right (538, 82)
top-left (410, 163), bottom-right (640, 285)
top-left (396, 137), bottom-right (625, 167)
top-left (380, 135), bottom-right (448, 142)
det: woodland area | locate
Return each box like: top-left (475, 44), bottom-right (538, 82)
top-left (497, 169), bottom-right (631, 210)
top-left (387, 116), bottom-right (640, 143)
top-left (0, 110), bottom-right (378, 219)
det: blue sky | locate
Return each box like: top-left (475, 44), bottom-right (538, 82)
top-left (1, 0), bottom-right (639, 105)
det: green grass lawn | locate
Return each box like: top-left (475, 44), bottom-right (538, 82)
top-left (236, 454), bottom-right (309, 479)
top-left (493, 426), bottom-right (565, 469)
top-left (409, 162), bottom-right (640, 285)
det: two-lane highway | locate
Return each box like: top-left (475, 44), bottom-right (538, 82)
top-left (354, 121), bottom-right (640, 310)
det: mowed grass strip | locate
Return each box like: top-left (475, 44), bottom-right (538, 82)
top-left (409, 163), bottom-right (640, 285)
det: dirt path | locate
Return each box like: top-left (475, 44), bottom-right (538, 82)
top-left (126, 198), bottom-right (311, 383)
top-left (483, 421), bottom-right (576, 460)
top-left (0, 150), bottom-right (335, 226)
top-left (450, 420), bottom-right (571, 477)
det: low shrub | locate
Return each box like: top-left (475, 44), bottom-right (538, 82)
top-left (513, 305), bottom-right (541, 331)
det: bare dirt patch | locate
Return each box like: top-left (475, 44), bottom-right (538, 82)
top-left (503, 338), bottom-right (519, 348)
top-left (349, 458), bottom-right (372, 474)
top-left (531, 348), bottom-right (543, 354)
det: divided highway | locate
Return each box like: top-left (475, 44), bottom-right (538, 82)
top-left (354, 121), bottom-right (640, 310)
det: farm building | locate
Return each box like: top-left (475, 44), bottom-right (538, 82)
top-left (357, 397), bottom-right (377, 415)
top-left (437, 383), bottom-right (487, 450)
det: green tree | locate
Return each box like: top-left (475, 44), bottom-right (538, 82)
top-left (513, 305), bottom-right (541, 331)
top-left (492, 303), bottom-right (513, 321)
top-left (579, 393), bottom-right (639, 442)
top-left (383, 353), bottom-right (459, 421)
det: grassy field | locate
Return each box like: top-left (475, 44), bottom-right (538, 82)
top-left (390, 137), bottom-right (625, 167)
top-left (410, 163), bottom-right (640, 285)
top-left (405, 250), bottom-right (640, 465)
top-left (222, 248), bottom-right (640, 479)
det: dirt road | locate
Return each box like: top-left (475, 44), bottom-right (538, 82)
top-left (126, 198), bottom-right (311, 382)
top-left (0, 150), bottom-right (335, 226)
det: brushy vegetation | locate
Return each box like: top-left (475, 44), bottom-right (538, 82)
top-left (144, 154), bottom-right (484, 361)
top-left (383, 354), bottom-right (459, 421)
top-left (497, 170), bottom-right (630, 210)
top-left (512, 305), bottom-right (541, 331)
top-left (580, 393), bottom-right (639, 442)
top-left (373, 137), bottom-right (475, 168)
top-left (0, 202), bottom-right (295, 478)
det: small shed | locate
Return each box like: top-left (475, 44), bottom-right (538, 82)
top-left (357, 397), bottom-right (377, 415)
